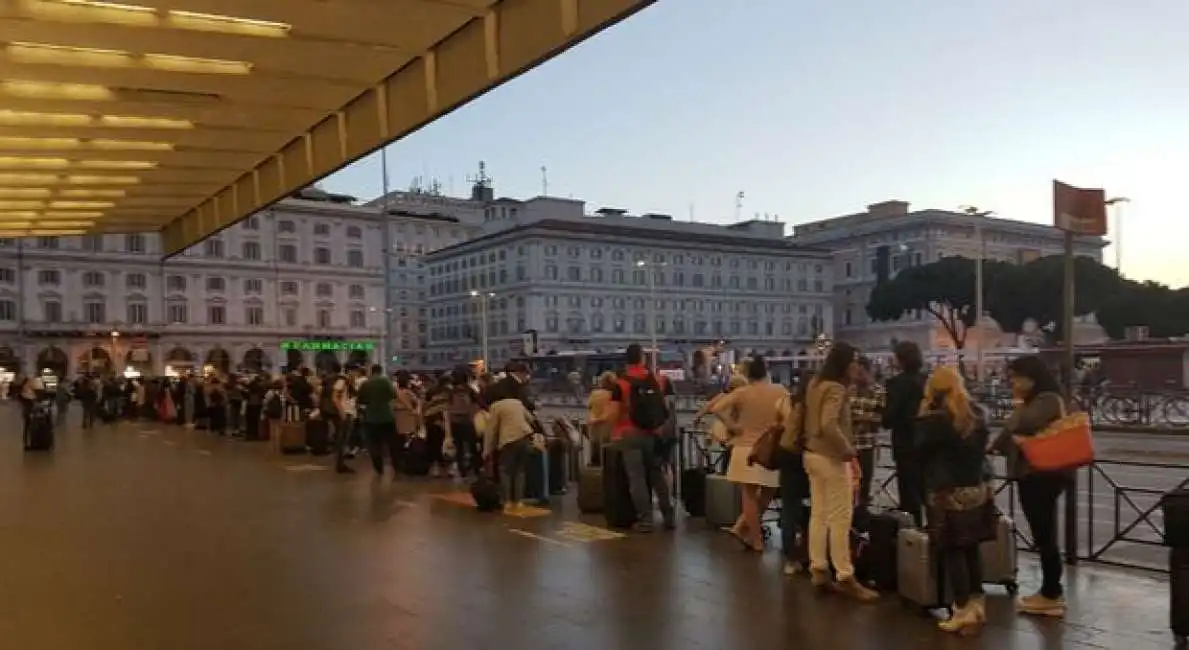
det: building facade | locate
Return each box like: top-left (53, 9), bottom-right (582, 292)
top-left (790, 200), bottom-right (1109, 351)
top-left (423, 197), bottom-right (835, 368)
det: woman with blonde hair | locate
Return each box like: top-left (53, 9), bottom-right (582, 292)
top-left (586, 371), bottom-right (617, 463)
top-left (916, 366), bottom-right (994, 636)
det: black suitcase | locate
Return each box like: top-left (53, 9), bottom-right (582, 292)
top-left (524, 447), bottom-right (551, 506)
top-left (402, 436), bottom-right (430, 476)
top-left (1172, 547), bottom-right (1189, 647)
top-left (470, 476), bottom-right (502, 512)
top-left (305, 419), bottom-right (331, 455)
top-left (681, 467), bottom-right (708, 517)
top-left (1162, 489), bottom-right (1189, 548)
top-left (24, 415), bottom-right (54, 451)
top-left (577, 466), bottom-right (604, 513)
top-left (867, 508), bottom-right (914, 592)
top-left (546, 439), bottom-right (568, 495)
top-left (602, 445), bottom-right (639, 529)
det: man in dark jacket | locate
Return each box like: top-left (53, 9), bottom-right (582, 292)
top-left (881, 341), bottom-right (927, 526)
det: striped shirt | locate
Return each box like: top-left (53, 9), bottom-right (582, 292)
top-left (849, 383), bottom-right (886, 451)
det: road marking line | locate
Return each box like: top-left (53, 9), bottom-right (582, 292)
top-left (163, 440), bottom-right (178, 447)
top-left (507, 528), bottom-right (576, 548)
top-left (195, 449), bottom-right (213, 456)
top-left (283, 464), bottom-right (329, 472)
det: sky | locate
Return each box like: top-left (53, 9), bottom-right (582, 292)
top-left (323, 0), bottom-right (1189, 288)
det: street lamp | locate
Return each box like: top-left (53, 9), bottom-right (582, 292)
top-left (961, 206), bottom-right (994, 383)
top-left (470, 290), bottom-right (494, 372)
top-left (636, 260), bottom-right (666, 374)
top-left (1105, 197), bottom-right (1130, 274)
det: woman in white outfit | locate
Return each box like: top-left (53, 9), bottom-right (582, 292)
top-left (705, 357), bottom-right (787, 551)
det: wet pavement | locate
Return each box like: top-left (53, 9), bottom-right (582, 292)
top-left (0, 412), bottom-right (1177, 650)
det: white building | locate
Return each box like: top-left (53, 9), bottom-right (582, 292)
top-left (789, 200), bottom-right (1108, 351)
top-left (0, 189), bottom-right (399, 377)
top-left (422, 197), bottom-right (835, 368)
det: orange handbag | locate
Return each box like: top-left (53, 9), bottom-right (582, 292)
top-left (1019, 405), bottom-right (1095, 472)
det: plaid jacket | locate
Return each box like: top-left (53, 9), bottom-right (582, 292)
top-left (849, 383), bottom-right (886, 451)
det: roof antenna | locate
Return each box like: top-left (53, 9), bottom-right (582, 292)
top-left (734, 191), bottom-right (745, 221)
top-left (540, 166), bottom-right (548, 196)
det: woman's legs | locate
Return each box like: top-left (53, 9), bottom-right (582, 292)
top-left (498, 439), bottom-right (529, 508)
top-left (1017, 472), bottom-right (1068, 614)
top-left (804, 452), bottom-right (877, 600)
top-left (780, 455), bottom-right (809, 567)
top-left (425, 423), bottom-right (446, 477)
top-left (940, 544), bottom-right (985, 633)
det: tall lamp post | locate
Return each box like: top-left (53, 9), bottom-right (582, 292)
top-left (636, 260), bottom-right (665, 374)
top-left (1105, 197), bottom-right (1130, 274)
top-left (470, 290), bottom-right (494, 372)
top-left (961, 206), bottom-right (993, 383)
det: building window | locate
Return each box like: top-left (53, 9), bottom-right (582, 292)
top-left (314, 282), bottom-right (332, 298)
top-left (348, 284), bottom-right (364, 300)
top-left (314, 247), bottom-right (331, 265)
top-left (545, 314), bottom-right (558, 332)
top-left (0, 299), bottom-right (14, 321)
top-left (349, 310), bottom-right (365, 328)
top-left (167, 275), bottom-right (187, 292)
top-left (317, 309), bottom-right (331, 328)
top-left (346, 249), bottom-right (363, 268)
top-left (247, 306), bottom-right (264, 326)
top-left (283, 307), bottom-right (297, 327)
top-left (82, 235), bottom-right (104, 252)
top-left (241, 217), bottom-right (259, 230)
top-left (37, 269), bottom-right (59, 285)
top-left (83, 271), bottom-right (105, 287)
top-left (279, 244), bottom-right (297, 263)
top-left (125, 273), bottom-right (146, 290)
top-left (566, 266), bottom-right (581, 282)
top-left (243, 278), bottom-right (263, 294)
top-left (84, 300), bottom-right (106, 324)
top-left (346, 225), bottom-right (362, 238)
top-left (280, 280), bottom-right (298, 295)
top-left (0, 268), bottom-right (11, 284)
top-left (37, 236), bottom-right (59, 250)
top-left (278, 220), bottom-right (295, 233)
top-left (167, 302), bottom-right (188, 324)
top-left (206, 276), bottom-right (225, 292)
top-left (242, 241), bottom-right (261, 260)
top-left (125, 234), bottom-right (145, 252)
top-left (203, 239), bottom-right (224, 258)
top-left (43, 300), bottom-right (61, 323)
top-left (208, 305), bottom-right (226, 325)
top-left (127, 302), bottom-right (147, 325)
top-left (545, 265), bottom-right (558, 280)
top-left (313, 223), bottom-right (330, 236)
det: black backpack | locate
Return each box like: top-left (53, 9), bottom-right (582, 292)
top-left (626, 374), bottom-right (668, 431)
top-left (264, 393), bottom-right (283, 419)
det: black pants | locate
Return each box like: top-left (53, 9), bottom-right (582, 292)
top-left (209, 405), bottom-right (226, 435)
top-left (942, 544), bottom-right (985, 606)
top-left (228, 400), bottom-right (242, 433)
top-left (450, 420), bottom-right (480, 477)
top-left (365, 422), bottom-right (403, 474)
top-left (894, 449), bottom-right (926, 527)
top-left (857, 447), bottom-right (876, 508)
top-left (780, 452), bottom-right (810, 564)
top-left (82, 400), bottom-right (97, 429)
top-left (426, 422), bottom-right (447, 467)
top-left (1019, 472), bottom-right (1069, 598)
top-left (244, 405), bottom-right (262, 440)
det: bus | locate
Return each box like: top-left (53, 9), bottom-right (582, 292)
top-left (518, 349), bottom-right (686, 388)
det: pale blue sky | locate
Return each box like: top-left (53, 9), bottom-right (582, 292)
top-left (324, 0), bottom-right (1189, 286)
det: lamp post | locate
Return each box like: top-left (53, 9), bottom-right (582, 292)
top-left (110, 329), bottom-right (120, 377)
top-left (1105, 197), bottom-right (1130, 274)
top-left (470, 290), bottom-right (494, 372)
top-left (961, 206), bottom-right (993, 383)
top-left (636, 260), bottom-right (664, 374)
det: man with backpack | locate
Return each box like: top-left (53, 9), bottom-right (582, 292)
top-left (608, 344), bottom-right (676, 532)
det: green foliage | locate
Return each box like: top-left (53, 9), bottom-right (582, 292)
top-left (1096, 282), bottom-right (1189, 339)
top-left (866, 256), bottom-right (988, 348)
top-left (984, 255), bottom-right (1123, 343)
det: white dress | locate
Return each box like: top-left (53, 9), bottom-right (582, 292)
top-left (723, 391), bottom-right (790, 489)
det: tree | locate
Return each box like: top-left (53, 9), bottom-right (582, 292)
top-left (984, 255), bottom-right (1123, 344)
top-left (866, 256), bottom-right (992, 349)
top-left (1096, 281), bottom-right (1189, 339)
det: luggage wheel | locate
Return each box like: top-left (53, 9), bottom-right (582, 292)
top-left (1003, 579), bottom-right (1019, 595)
top-left (1175, 634), bottom-right (1186, 650)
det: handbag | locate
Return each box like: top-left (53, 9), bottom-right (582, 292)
top-left (749, 394), bottom-right (793, 470)
top-left (1018, 399), bottom-right (1095, 472)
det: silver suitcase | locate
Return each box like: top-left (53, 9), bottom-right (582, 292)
top-left (705, 474), bottom-right (742, 528)
top-left (980, 514), bottom-right (1019, 593)
top-left (897, 527), bottom-right (948, 609)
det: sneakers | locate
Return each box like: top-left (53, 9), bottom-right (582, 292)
top-left (809, 569), bottom-right (832, 588)
top-left (832, 577), bottom-right (879, 602)
top-left (938, 602), bottom-right (983, 636)
top-left (1017, 593), bottom-right (1066, 617)
top-left (782, 561), bottom-right (806, 576)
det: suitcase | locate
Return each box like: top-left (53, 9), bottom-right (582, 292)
top-left (897, 527), bottom-right (948, 610)
top-left (681, 467), bottom-right (708, 517)
top-left (705, 474), bottom-right (742, 529)
top-left (577, 466), bottom-right (604, 514)
top-left (24, 413), bottom-right (54, 451)
top-left (867, 509), bottom-right (914, 592)
top-left (980, 514), bottom-right (1019, 593)
top-left (470, 476), bottom-right (502, 513)
top-left (305, 419), bottom-right (331, 455)
top-left (402, 435), bottom-right (430, 476)
top-left (524, 447), bottom-right (551, 506)
top-left (1173, 547), bottom-right (1189, 647)
top-left (603, 445), bottom-right (640, 529)
top-left (1162, 489), bottom-right (1189, 548)
top-left (274, 421), bottom-right (307, 454)
top-left (546, 439), bottom-right (568, 495)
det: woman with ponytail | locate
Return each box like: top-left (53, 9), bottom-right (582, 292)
top-left (916, 366), bottom-right (994, 636)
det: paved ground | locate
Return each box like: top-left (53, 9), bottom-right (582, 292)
top-left (0, 411), bottom-right (1180, 650)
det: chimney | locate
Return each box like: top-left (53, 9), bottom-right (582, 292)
top-left (867, 200), bottom-right (910, 217)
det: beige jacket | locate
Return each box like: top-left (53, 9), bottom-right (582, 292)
top-left (790, 379), bottom-right (856, 461)
top-left (485, 397), bottom-right (535, 452)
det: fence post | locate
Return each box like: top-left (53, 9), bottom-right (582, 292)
top-left (1064, 468), bottom-right (1079, 565)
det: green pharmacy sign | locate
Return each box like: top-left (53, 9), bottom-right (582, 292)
top-left (279, 340), bottom-right (376, 352)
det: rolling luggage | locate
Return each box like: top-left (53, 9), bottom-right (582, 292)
top-left (305, 419), bottom-right (331, 455)
top-left (546, 438), bottom-right (568, 495)
top-left (273, 422), bottom-right (306, 454)
top-left (577, 466), bottom-right (604, 514)
top-left (897, 527), bottom-right (948, 610)
top-left (602, 445), bottom-right (639, 529)
top-left (867, 509), bottom-right (914, 592)
top-left (470, 475), bottom-right (502, 513)
top-left (980, 513), bottom-right (1019, 593)
top-left (681, 467), bottom-right (708, 517)
top-left (1172, 547), bottom-right (1189, 648)
top-left (401, 435), bottom-right (430, 476)
top-left (1162, 489), bottom-right (1189, 548)
top-left (705, 474), bottom-right (742, 529)
top-left (24, 406), bottom-right (55, 451)
top-left (524, 447), bottom-right (551, 506)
